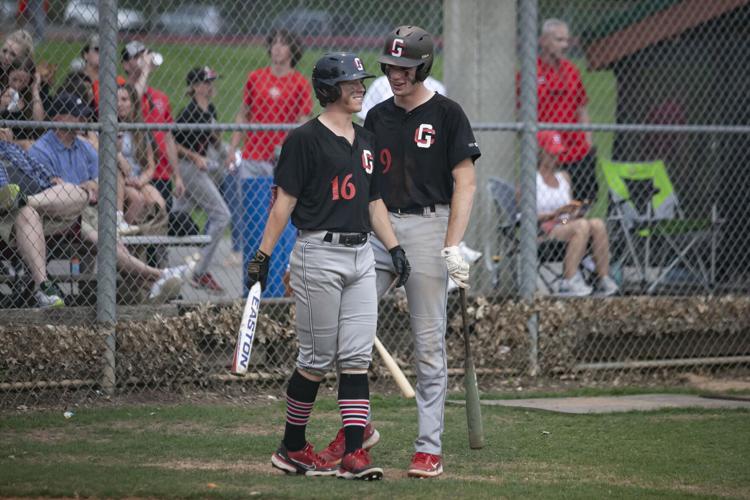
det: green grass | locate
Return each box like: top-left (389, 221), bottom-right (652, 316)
top-left (1, 394), bottom-right (748, 499)
top-left (34, 39), bottom-right (444, 129)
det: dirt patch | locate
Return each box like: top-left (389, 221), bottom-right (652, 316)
top-left (149, 459), bottom-right (277, 475)
top-left (682, 374), bottom-right (750, 394)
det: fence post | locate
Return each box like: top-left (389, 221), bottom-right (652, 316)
top-left (518, 0), bottom-right (539, 375)
top-left (97, 0), bottom-right (119, 395)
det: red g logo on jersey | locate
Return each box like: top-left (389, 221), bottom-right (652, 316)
top-left (361, 149), bottom-right (374, 174)
top-left (390, 38), bottom-right (405, 57)
top-left (414, 124), bottom-right (436, 149)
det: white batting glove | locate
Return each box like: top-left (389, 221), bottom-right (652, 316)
top-left (441, 246), bottom-right (470, 289)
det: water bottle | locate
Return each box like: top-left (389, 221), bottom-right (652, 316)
top-left (70, 256), bottom-right (80, 296)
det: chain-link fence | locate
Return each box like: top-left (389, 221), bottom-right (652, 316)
top-left (1, 0), bottom-right (749, 409)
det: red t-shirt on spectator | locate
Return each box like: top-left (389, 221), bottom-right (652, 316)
top-left (536, 57), bottom-right (590, 164)
top-left (141, 86), bottom-right (174, 181)
top-left (242, 67), bottom-right (313, 161)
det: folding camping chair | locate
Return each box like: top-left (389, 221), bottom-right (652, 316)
top-left (485, 176), bottom-right (569, 295)
top-left (600, 159), bottom-right (720, 294)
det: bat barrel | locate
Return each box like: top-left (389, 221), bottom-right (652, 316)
top-left (460, 289), bottom-right (485, 449)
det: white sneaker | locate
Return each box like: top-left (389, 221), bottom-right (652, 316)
top-left (35, 281), bottom-right (65, 308)
top-left (147, 265), bottom-right (189, 303)
top-left (557, 272), bottom-right (593, 297)
top-left (117, 211), bottom-right (140, 236)
top-left (594, 275), bottom-right (620, 297)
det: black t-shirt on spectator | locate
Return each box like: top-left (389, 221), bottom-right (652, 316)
top-left (174, 99), bottom-right (217, 155)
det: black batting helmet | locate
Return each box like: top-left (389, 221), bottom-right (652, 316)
top-left (378, 25), bottom-right (434, 81)
top-left (312, 52), bottom-right (374, 106)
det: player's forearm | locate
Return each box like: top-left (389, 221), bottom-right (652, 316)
top-left (164, 133), bottom-right (181, 180)
top-left (578, 106), bottom-right (593, 145)
top-left (259, 189), bottom-right (296, 255)
top-left (176, 143), bottom-right (200, 163)
top-left (445, 160), bottom-right (476, 247)
top-left (369, 199), bottom-right (398, 250)
top-left (229, 108), bottom-right (248, 150)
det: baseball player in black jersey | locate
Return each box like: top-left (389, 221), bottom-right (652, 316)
top-left (247, 52), bottom-right (410, 481)
top-left (363, 25), bottom-right (480, 478)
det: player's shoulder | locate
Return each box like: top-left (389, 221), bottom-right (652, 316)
top-left (560, 58), bottom-right (582, 74)
top-left (429, 93), bottom-right (469, 117)
top-left (367, 96), bottom-right (394, 118)
top-left (146, 86), bottom-right (169, 102)
top-left (284, 117), bottom-right (318, 142)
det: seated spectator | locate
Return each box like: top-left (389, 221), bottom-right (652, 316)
top-left (536, 131), bottom-right (618, 297)
top-left (0, 132), bottom-right (88, 307)
top-left (57, 70), bottom-right (98, 149)
top-left (28, 93), bottom-right (191, 303)
top-left (116, 83), bottom-right (166, 233)
top-left (0, 56), bottom-right (45, 147)
top-left (0, 29), bottom-right (34, 89)
top-left (173, 67), bottom-right (230, 293)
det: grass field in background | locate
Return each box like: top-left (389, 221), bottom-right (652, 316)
top-left (1, 392), bottom-right (748, 499)
top-left (34, 39), bottom-right (445, 126)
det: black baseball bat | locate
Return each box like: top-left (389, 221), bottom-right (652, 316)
top-left (459, 288), bottom-right (484, 449)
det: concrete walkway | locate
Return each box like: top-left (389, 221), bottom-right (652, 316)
top-left (450, 394), bottom-right (750, 414)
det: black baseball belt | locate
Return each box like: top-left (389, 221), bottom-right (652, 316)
top-left (322, 232), bottom-right (369, 246)
top-left (389, 204), bottom-right (437, 216)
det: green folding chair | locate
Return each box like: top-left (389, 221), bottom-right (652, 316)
top-left (600, 159), bottom-right (720, 294)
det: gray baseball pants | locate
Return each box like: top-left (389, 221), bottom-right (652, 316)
top-left (173, 159), bottom-right (230, 276)
top-left (370, 205), bottom-right (450, 455)
top-left (290, 230), bottom-right (378, 377)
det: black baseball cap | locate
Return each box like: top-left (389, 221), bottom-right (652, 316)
top-left (50, 92), bottom-right (93, 118)
top-left (186, 66), bottom-right (219, 86)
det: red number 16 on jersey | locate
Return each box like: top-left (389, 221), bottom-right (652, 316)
top-left (331, 174), bottom-right (356, 200)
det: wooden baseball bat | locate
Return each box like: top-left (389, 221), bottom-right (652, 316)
top-left (374, 336), bottom-right (415, 399)
top-left (374, 277), bottom-right (415, 398)
top-left (459, 288), bottom-right (484, 449)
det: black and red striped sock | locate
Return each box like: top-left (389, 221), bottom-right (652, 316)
top-left (338, 373), bottom-right (369, 454)
top-left (283, 369), bottom-right (320, 452)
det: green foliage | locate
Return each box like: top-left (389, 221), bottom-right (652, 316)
top-left (1, 395), bottom-right (748, 498)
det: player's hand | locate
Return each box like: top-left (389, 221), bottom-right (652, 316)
top-left (247, 249), bottom-right (271, 289)
top-left (441, 246), bottom-right (470, 289)
top-left (173, 176), bottom-right (185, 199)
top-left (388, 245), bottom-right (410, 287)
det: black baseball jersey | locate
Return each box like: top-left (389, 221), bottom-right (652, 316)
top-left (364, 93), bottom-right (481, 209)
top-left (274, 118), bottom-right (380, 232)
top-left (174, 99), bottom-right (218, 155)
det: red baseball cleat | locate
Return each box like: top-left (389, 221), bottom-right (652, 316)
top-left (318, 423), bottom-right (380, 464)
top-left (407, 452), bottom-right (443, 478)
top-left (271, 442), bottom-right (337, 476)
top-left (336, 448), bottom-right (383, 481)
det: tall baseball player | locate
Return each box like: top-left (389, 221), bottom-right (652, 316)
top-left (320, 25), bottom-right (481, 478)
top-left (246, 52), bottom-right (410, 481)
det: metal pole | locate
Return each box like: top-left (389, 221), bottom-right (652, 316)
top-left (97, 0), bottom-right (119, 395)
top-left (518, 0), bottom-right (539, 375)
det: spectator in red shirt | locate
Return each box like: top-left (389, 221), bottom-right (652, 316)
top-left (536, 19), bottom-right (597, 202)
top-left (226, 29), bottom-right (313, 175)
top-left (121, 41), bottom-right (185, 207)
top-left (223, 29), bottom-right (312, 260)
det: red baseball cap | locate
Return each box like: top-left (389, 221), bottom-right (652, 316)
top-left (538, 131), bottom-right (566, 155)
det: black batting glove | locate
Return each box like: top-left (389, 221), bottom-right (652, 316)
top-left (388, 245), bottom-right (411, 288)
top-left (247, 249), bottom-right (271, 289)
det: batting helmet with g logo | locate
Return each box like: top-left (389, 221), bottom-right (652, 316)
top-left (377, 25), bottom-right (434, 82)
top-left (312, 52), bottom-right (374, 106)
